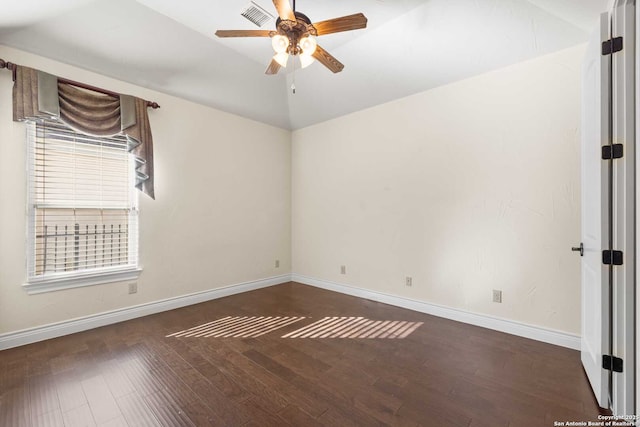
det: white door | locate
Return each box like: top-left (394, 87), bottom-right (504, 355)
top-left (581, 1), bottom-right (636, 415)
top-left (610, 0), bottom-right (635, 416)
top-left (580, 11), bottom-right (611, 409)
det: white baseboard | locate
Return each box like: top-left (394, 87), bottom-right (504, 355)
top-left (0, 273), bottom-right (580, 352)
top-left (291, 274), bottom-right (580, 350)
top-left (0, 274), bottom-right (291, 350)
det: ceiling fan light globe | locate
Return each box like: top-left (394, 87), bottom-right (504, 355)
top-left (274, 52), bottom-right (289, 67)
top-left (299, 54), bottom-right (315, 69)
top-left (271, 34), bottom-right (289, 53)
top-left (299, 35), bottom-right (317, 56)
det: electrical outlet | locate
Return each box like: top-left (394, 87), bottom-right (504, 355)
top-left (340, 265), bottom-right (346, 274)
top-left (405, 277), bottom-right (412, 287)
top-left (128, 282), bottom-right (138, 294)
top-left (492, 289), bottom-right (502, 303)
top-left (275, 260), bottom-right (280, 268)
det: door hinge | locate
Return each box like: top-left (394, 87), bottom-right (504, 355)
top-left (602, 250), bottom-right (623, 265)
top-left (603, 354), bottom-right (624, 373)
top-left (602, 144), bottom-right (623, 159)
top-left (602, 37), bottom-right (623, 55)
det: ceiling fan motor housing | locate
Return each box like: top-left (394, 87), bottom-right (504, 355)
top-left (275, 11), bottom-right (317, 55)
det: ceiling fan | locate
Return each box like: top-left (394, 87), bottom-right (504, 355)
top-left (215, 0), bottom-right (367, 75)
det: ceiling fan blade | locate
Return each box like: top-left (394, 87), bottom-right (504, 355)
top-left (265, 58), bottom-right (282, 75)
top-left (215, 30), bottom-right (273, 37)
top-left (312, 45), bottom-right (344, 73)
top-left (272, 0), bottom-right (295, 21)
top-left (312, 13), bottom-right (367, 36)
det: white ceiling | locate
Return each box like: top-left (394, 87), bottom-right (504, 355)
top-left (0, 0), bottom-right (609, 129)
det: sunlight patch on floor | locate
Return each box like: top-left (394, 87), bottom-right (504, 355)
top-left (166, 316), bottom-right (423, 339)
top-left (282, 317), bottom-right (423, 339)
top-left (165, 316), bottom-right (306, 338)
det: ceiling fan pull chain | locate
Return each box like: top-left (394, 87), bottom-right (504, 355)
top-left (291, 57), bottom-right (296, 94)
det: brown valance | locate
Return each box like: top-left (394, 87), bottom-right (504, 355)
top-left (12, 65), bottom-right (155, 199)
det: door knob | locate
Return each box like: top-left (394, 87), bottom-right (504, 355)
top-left (571, 243), bottom-right (584, 256)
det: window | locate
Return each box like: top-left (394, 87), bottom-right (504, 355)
top-left (24, 120), bottom-right (141, 294)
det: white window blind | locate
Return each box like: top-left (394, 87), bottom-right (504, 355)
top-left (26, 120), bottom-right (139, 285)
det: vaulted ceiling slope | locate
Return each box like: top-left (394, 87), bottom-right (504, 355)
top-left (0, 0), bottom-right (609, 130)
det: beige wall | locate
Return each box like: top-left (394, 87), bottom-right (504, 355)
top-left (292, 45), bottom-right (585, 334)
top-left (0, 44), bottom-right (586, 338)
top-left (0, 46), bottom-right (291, 334)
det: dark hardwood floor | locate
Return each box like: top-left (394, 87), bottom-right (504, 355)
top-left (0, 282), bottom-right (604, 426)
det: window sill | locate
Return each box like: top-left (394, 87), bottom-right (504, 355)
top-left (23, 266), bottom-right (142, 295)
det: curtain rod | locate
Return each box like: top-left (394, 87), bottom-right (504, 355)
top-left (0, 58), bottom-right (160, 109)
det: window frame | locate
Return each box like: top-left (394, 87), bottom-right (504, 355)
top-left (23, 120), bottom-right (142, 295)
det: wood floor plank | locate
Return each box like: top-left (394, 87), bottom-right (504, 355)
top-left (239, 398), bottom-right (294, 427)
top-left (115, 391), bottom-right (159, 427)
top-left (145, 339), bottom-right (250, 425)
top-left (213, 344), bottom-right (330, 418)
top-left (187, 338), bottom-right (291, 413)
top-left (55, 372), bottom-right (89, 413)
top-left (153, 336), bottom-right (249, 403)
top-left (260, 337), bottom-right (334, 375)
top-left (132, 340), bottom-right (239, 426)
top-left (242, 348), bottom-right (299, 382)
top-left (62, 403), bottom-right (97, 427)
top-left (101, 360), bottom-right (137, 399)
top-left (0, 282), bottom-right (606, 427)
top-left (33, 408), bottom-right (65, 427)
top-left (50, 351), bottom-right (90, 376)
top-left (117, 350), bottom-right (163, 398)
top-left (98, 415), bottom-right (128, 427)
top-left (0, 385), bottom-right (32, 427)
top-left (28, 374), bottom-right (61, 419)
top-left (277, 405), bottom-right (325, 427)
top-left (81, 375), bottom-right (123, 425)
top-left (0, 359), bottom-right (28, 392)
top-left (143, 389), bottom-right (195, 427)
top-left (317, 406), bottom-right (387, 427)
top-left (376, 376), bottom-right (472, 427)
